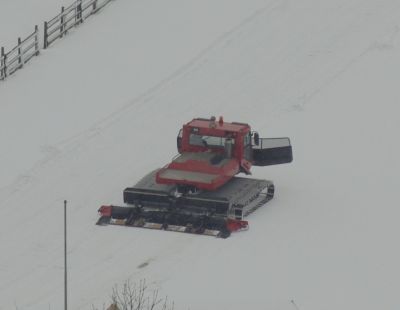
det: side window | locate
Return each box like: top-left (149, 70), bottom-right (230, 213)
top-left (244, 133), bottom-right (251, 146)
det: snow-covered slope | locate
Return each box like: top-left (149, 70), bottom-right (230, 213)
top-left (1, 0), bottom-right (400, 309)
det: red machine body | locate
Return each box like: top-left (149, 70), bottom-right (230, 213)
top-left (156, 117), bottom-right (253, 191)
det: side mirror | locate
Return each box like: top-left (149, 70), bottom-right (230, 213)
top-left (177, 129), bottom-right (183, 151)
top-left (177, 136), bottom-right (182, 150)
top-left (253, 132), bottom-right (259, 146)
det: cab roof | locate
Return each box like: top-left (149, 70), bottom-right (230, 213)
top-left (186, 117), bottom-right (250, 133)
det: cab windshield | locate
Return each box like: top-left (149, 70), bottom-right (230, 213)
top-left (189, 134), bottom-right (234, 148)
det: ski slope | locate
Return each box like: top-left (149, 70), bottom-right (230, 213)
top-left (1, 0), bottom-right (400, 309)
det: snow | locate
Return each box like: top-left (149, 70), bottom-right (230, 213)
top-left (1, 0), bottom-right (400, 309)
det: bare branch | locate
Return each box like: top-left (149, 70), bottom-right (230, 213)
top-left (102, 279), bottom-right (174, 310)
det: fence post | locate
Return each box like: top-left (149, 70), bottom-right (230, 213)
top-left (18, 37), bottom-right (23, 68)
top-left (0, 47), bottom-right (4, 80)
top-left (93, 0), bottom-right (97, 12)
top-left (77, 0), bottom-right (82, 24)
top-left (60, 6), bottom-right (65, 38)
top-left (35, 25), bottom-right (40, 55)
top-left (44, 21), bottom-right (48, 49)
top-left (2, 47), bottom-right (7, 78)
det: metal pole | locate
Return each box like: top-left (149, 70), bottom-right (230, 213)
top-left (64, 200), bottom-right (67, 310)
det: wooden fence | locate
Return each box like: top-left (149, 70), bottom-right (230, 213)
top-left (0, 26), bottom-right (40, 80)
top-left (0, 0), bottom-right (113, 81)
top-left (44, 0), bottom-right (113, 49)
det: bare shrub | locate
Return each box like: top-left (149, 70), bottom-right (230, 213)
top-left (94, 279), bottom-right (174, 310)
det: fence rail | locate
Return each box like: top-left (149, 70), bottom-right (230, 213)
top-left (1, 26), bottom-right (39, 80)
top-left (1, 0), bottom-right (113, 81)
top-left (44, 0), bottom-right (112, 49)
